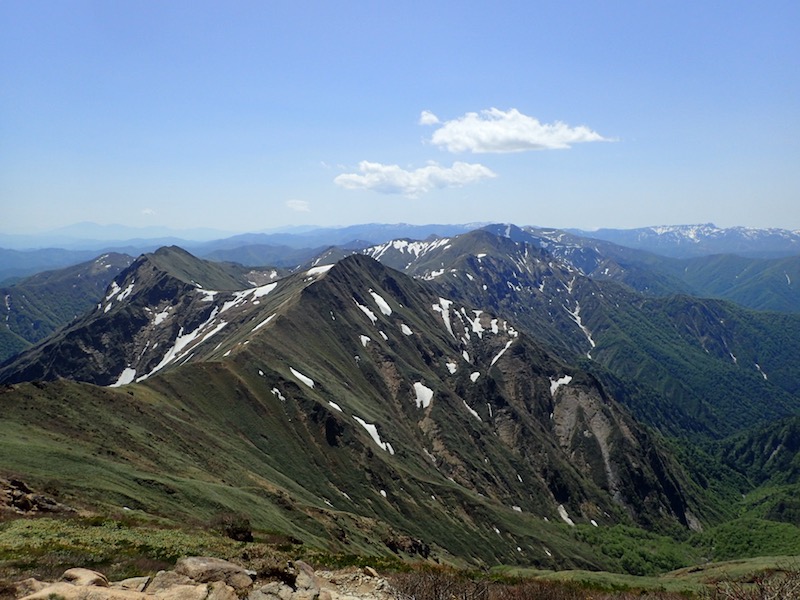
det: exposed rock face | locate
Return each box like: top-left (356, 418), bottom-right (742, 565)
top-left (0, 478), bottom-right (75, 516)
top-left (174, 557), bottom-right (254, 593)
top-left (14, 558), bottom-right (392, 600)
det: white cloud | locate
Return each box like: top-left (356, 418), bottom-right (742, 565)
top-left (286, 199), bottom-right (311, 212)
top-left (428, 107), bottom-right (611, 153)
top-left (419, 110), bottom-right (440, 125)
top-left (142, 208), bottom-right (156, 216)
top-left (334, 160), bottom-right (496, 196)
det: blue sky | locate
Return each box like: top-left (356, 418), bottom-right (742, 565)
top-left (2, 1), bottom-right (798, 234)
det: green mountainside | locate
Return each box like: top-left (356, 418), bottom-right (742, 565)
top-left (662, 254), bottom-right (800, 313)
top-left (0, 253), bottom-right (133, 362)
top-left (364, 229), bottom-right (800, 441)
top-left (0, 250), bottom-right (714, 569)
top-left (511, 225), bottom-right (800, 313)
top-left (2, 236), bottom-right (800, 575)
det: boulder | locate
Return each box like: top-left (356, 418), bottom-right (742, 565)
top-left (111, 576), bottom-right (150, 592)
top-left (248, 581), bottom-right (295, 600)
top-left (12, 578), bottom-right (49, 597)
top-left (146, 571), bottom-right (193, 593)
top-left (19, 581), bottom-right (145, 600)
top-left (175, 556), bottom-right (254, 592)
top-left (152, 583), bottom-right (210, 600)
top-left (293, 561), bottom-right (320, 593)
top-left (206, 581), bottom-right (240, 600)
top-left (62, 568), bottom-right (110, 587)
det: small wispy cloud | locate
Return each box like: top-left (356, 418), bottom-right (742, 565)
top-left (142, 208), bottom-right (156, 216)
top-left (334, 160), bottom-right (496, 197)
top-left (286, 199), bottom-right (311, 212)
top-left (426, 107), bottom-right (611, 153)
top-left (418, 110), bottom-right (440, 125)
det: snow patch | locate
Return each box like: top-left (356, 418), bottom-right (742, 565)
top-left (423, 268), bottom-right (445, 280)
top-left (469, 310), bottom-right (484, 338)
top-left (110, 368), bottom-right (137, 387)
top-left (252, 313), bottom-right (276, 332)
top-left (470, 372), bottom-right (480, 382)
top-left (463, 401), bottom-right (482, 421)
top-left (153, 309), bottom-right (170, 326)
top-left (400, 323), bottom-right (413, 336)
top-left (557, 504), bottom-right (575, 526)
top-left (446, 362), bottom-right (457, 374)
top-left (290, 367), bottom-right (315, 388)
top-left (141, 308), bottom-right (224, 379)
top-left (354, 298), bottom-right (378, 325)
top-left (271, 388), bottom-right (286, 402)
top-left (117, 282), bottom-right (135, 302)
top-left (432, 297), bottom-right (455, 338)
top-left (549, 375), bottom-right (573, 396)
top-left (105, 281), bottom-right (121, 301)
top-left (755, 363), bottom-right (768, 380)
top-left (490, 340), bottom-right (514, 367)
top-left (369, 290), bottom-right (392, 315)
top-left (353, 416), bottom-right (395, 454)
top-left (413, 382), bottom-right (434, 409)
top-left (365, 238), bottom-right (451, 261)
top-left (564, 302), bottom-right (596, 358)
top-left (329, 401), bottom-right (343, 412)
top-left (252, 282), bottom-right (278, 298)
top-left (306, 264), bottom-right (334, 276)
top-left (360, 335), bottom-right (371, 347)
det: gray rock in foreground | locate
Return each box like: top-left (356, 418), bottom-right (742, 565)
top-left (14, 557), bottom-right (393, 600)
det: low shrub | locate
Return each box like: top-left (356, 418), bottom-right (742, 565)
top-left (210, 512), bottom-right (253, 542)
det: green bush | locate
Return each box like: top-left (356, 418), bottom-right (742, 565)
top-left (210, 512), bottom-right (253, 542)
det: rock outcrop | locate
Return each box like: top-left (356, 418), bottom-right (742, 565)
top-left (14, 557), bottom-right (393, 600)
top-left (0, 478), bottom-right (75, 517)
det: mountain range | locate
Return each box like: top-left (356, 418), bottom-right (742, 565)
top-left (1, 223), bottom-right (800, 572)
top-left (4, 222), bottom-right (800, 283)
top-left (570, 223), bottom-right (800, 258)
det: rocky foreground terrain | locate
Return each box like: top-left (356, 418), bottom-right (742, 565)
top-left (11, 557), bottom-right (393, 600)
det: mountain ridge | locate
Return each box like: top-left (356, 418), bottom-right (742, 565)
top-left (360, 227), bottom-right (800, 440)
top-left (0, 246), bottom-right (708, 566)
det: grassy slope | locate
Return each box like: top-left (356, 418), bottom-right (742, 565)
top-left (0, 373), bottom-right (611, 570)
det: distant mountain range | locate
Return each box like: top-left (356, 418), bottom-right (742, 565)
top-left (570, 223), bottom-right (800, 258)
top-left (3, 222), bottom-right (799, 284)
top-left (0, 223), bottom-right (482, 282)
